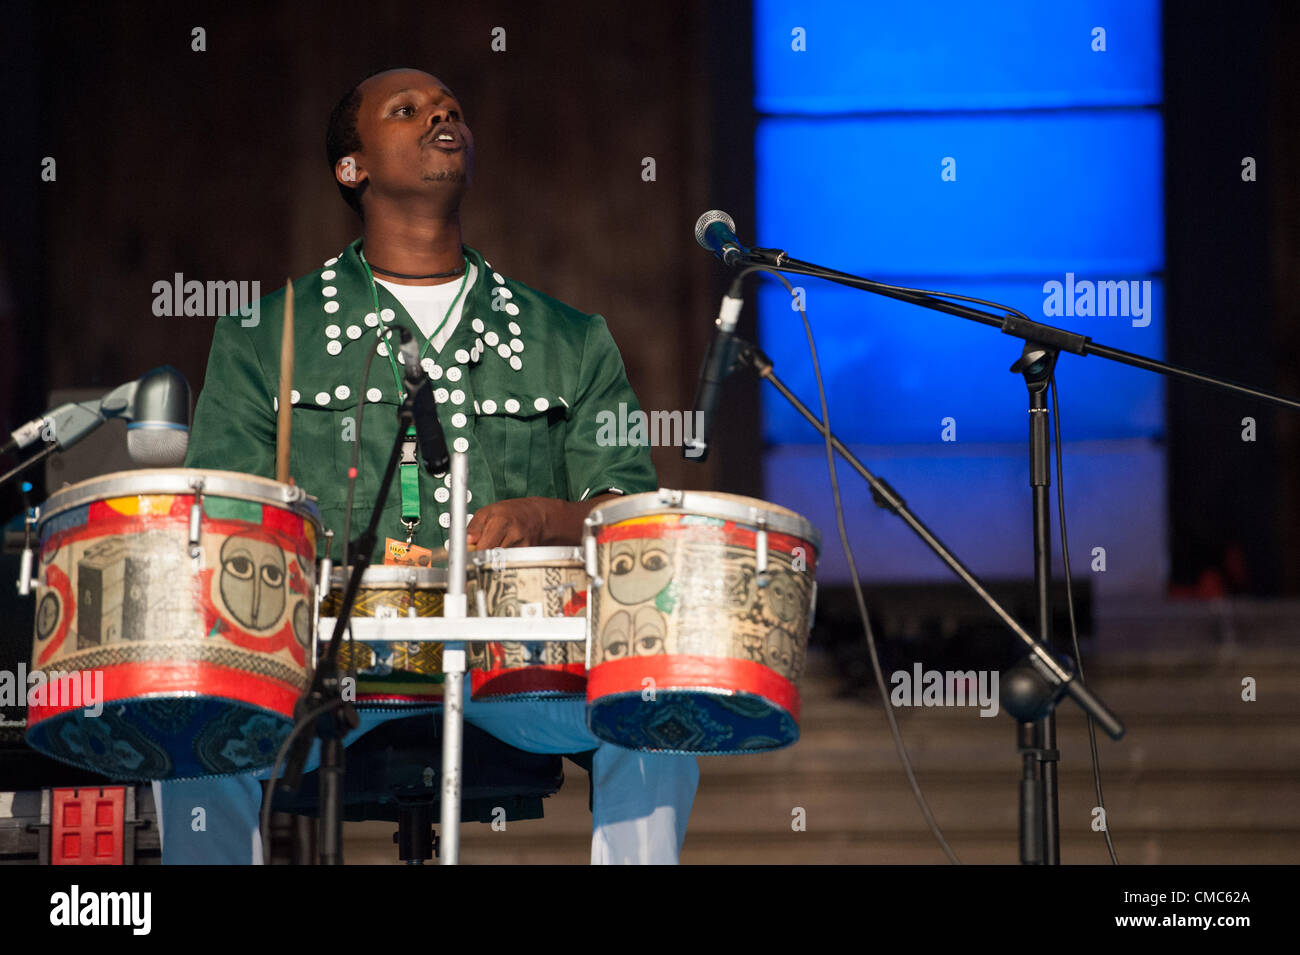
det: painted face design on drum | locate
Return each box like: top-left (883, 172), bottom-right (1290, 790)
top-left (764, 625), bottom-right (798, 675)
top-left (488, 577), bottom-right (522, 616)
top-left (599, 605), bottom-right (667, 660)
top-left (764, 570), bottom-right (802, 623)
top-left (607, 539), bottom-right (674, 605)
top-left (500, 641), bottom-right (544, 667)
top-left (36, 592), bottom-right (60, 640)
top-left (292, 601), bottom-right (310, 648)
top-left (724, 560), bottom-right (756, 608)
top-left (219, 532), bottom-right (287, 631)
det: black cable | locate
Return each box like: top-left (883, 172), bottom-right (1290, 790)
top-left (746, 260), bottom-right (1125, 862)
top-left (1049, 375), bottom-right (1119, 864)
top-left (258, 696), bottom-right (347, 865)
top-left (265, 323), bottom-right (396, 864)
top-left (0, 443), bottom-right (58, 489)
top-left (739, 265), bottom-right (961, 863)
top-left (784, 263), bottom-right (1038, 325)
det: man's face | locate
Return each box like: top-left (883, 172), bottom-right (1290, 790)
top-left (341, 69), bottom-right (475, 210)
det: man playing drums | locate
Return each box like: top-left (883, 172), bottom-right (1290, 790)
top-left (158, 67), bottom-right (698, 864)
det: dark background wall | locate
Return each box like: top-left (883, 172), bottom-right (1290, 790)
top-left (1, 0), bottom-right (759, 516)
top-left (1164, 0), bottom-right (1296, 595)
top-left (1275, 1), bottom-right (1300, 593)
top-left (1, 0), bottom-right (1297, 596)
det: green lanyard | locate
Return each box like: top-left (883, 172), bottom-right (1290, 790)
top-left (359, 248), bottom-right (469, 541)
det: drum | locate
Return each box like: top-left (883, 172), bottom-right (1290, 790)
top-left (585, 490), bottom-right (819, 754)
top-left (467, 547), bottom-right (589, 701)
top-left (319, 566), bottom-right (447, 708)
top-left (24, 469), bottom-right (320, 780)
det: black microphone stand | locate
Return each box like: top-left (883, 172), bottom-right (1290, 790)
top-left (727, 247), bottom-right (1300, 863)
top-left (1009, 342), bottom-right (1062, 864)
top-left (721, 334), bottom-right (1122, 735)
top-left (277, 393), bottom-right (422, 864)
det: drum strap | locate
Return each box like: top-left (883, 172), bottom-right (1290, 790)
top-left (399, 429), bottom-right (421, 529)
top-left (359, 248), bottom-right (470, 539)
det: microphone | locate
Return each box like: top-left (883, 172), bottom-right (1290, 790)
top-left (107, 366), bottom-right (192, 465)
top-left (1, 366), bottom-right (191, 465)
top-left (694, 210), bottom-right (750, 266)
top-left (397, 330), bottom-right (450, 473)
top-left (682, 287), bottom-right (745, 462)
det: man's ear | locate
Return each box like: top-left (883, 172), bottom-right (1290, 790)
top-left (335, 155), bottom-right (368, 191)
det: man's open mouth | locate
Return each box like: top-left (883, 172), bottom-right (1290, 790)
top-left (426, 125), bottom-right (464, 151)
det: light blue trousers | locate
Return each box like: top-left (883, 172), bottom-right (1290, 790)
top-left (156, 674), bottom-right (699, 864)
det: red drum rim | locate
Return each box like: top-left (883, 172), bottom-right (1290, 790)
top-left (25, 659), bottom-right (303, 725)
top-left (586, 489), bottom-right (820, 553)
top-left (472, 664), bottom-right (587, 699)
top-left (587, 655), bottom-right (802, 723)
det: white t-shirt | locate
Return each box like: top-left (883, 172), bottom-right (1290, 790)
top-left (375, 262), bottom-right (478, 354)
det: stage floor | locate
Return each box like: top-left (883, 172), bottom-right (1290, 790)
top-left (339, 608), bottom-right (1300, 864)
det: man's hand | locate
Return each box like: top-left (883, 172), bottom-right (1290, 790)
top-left (466, 494), bottom-right (617, 550)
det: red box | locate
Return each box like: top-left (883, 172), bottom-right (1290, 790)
top-left (51, 788), bottom-right (126, 865)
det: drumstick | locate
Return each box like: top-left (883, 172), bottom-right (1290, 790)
top-left (276, 279), bottom-right (294, 484)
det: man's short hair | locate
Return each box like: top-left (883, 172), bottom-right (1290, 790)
top-left (325, 78), bottom-right (368, 217)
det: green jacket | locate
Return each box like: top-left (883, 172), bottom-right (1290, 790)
top-left (186, 239), bottom-right (656, 560)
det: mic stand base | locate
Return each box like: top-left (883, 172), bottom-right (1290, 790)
top-left (1011, 341), bottom-right (1062, 865)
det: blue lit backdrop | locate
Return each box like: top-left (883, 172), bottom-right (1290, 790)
top-left (754, 0), bottom-right (1166, 595)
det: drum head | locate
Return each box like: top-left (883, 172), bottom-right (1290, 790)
top-left (588, 490), bottom-right (819, 552)
top-left (470, 546), bottom-right (584, 569)
top-left (39, 468), bottom-right (322, 528)
top-left (328, 566), bottom-right (449, 590)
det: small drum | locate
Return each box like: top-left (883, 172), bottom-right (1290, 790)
top-left (320, 566), bottom-right (447, 708)
top-left (585, 490), bottom-right (819, 754)
top-left (467, 547), bottom-right (589, 701)
top-left (25, 469), bottom-right (320, 780)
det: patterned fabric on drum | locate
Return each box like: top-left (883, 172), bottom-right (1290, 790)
top-left (26, 486), bottom-right (316, 780)
top-left (321, 584), bottom-right (446, 706)
top-left (587, 507), bottom-right (817, 754)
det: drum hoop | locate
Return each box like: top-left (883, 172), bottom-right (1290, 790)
top-left (586, 490), bottom-right (820, 552)
top-left (329, 566), bottom-right (449, 589)
top-left (469, 546), bottom-right (585, 568)
top-left (37, 468), bottom-right (322, 526)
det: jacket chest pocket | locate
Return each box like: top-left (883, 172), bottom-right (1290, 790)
top-left (289, 405), bottom-right (354, 509)
top-left (474, 396), bottom-right (566, 501)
